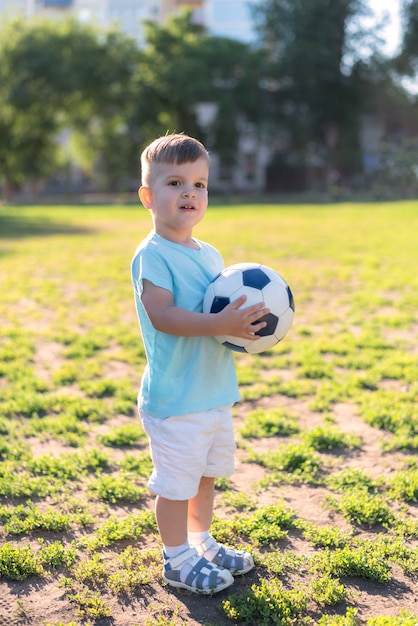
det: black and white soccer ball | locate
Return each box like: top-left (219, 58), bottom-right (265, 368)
top-left (203, 262), bottom-right (295, 354)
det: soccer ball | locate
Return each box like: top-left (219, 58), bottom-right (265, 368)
top-left (203, 262), bottom-right (295, 354)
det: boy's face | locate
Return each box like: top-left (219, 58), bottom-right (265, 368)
top-left (139, 157), bottom-right (209, 244)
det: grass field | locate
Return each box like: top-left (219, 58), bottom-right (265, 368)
top-left (0, 201), bottom-right (417, 625)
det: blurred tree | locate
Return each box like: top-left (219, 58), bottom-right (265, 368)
top-left (136, 12), bottom-right (208, 142)
top-left (0, 19), bottom-right (66, 195)
top-left (136, 10), bottom-right (266, 167)
top-left (199, 34), bottom-right (267, 164)
top-left (399, 0), bottom-right (418, 74)
top-left (252, 0), bottom-right (376, 189)
top-left (0, 18), bottom-right (141, 196)
top-left (63, 27), bottom-right (142, 191)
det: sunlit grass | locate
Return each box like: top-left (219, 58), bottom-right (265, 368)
top-left (0, 201), bottom-right (417, 624)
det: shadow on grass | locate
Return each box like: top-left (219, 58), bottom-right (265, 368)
top-left (0, 213), bottom-right (94, 240)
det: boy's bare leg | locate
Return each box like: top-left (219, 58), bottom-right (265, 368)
top-left (155, 476), bottom-right (214, 546)
top-left (188, 476), bottom-right (255, 575)
top-left (188, 476), bottom-right (215, 532)
top-left (155, 496), bottom-right (188, 546)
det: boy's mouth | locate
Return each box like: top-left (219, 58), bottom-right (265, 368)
top-left (180, 204), bottom-right (195, 210)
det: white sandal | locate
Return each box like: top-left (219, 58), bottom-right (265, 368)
top-left (163, 547), bottom-right (234, 595)
top-left (195, 536), bottom-right (254, 575)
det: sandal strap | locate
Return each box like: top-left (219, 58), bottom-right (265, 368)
top-left (184, 559), bottom-right (219, 590)
top-left (213, 544), bottom-right (245, 571)
top-left (164, 547), bottom-right (198, 571)
top-left (198, 536), bottom-right (250, 572)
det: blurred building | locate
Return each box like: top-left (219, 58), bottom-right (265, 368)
top-left (0, 0), bottom-right (260, 45)
top-left (0, 0), bottom-right (27, 17)
top-left (163, 0), bottom-right (259, 42)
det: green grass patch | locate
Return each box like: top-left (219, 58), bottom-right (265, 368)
top-left (239, 407), bottom-right (300, 439)
top-left (99, 422), bottom-right (146, 447)
top-left (326, 489), bottom-right (394, 526)
top-left (248, 442), bottom-right (323, 484)
top-left (212, 502), bottom-right (298, 546)
top-left (303, 424), bottom-right (361, 451)
top-left (222, 577), bottom-right (309, 625)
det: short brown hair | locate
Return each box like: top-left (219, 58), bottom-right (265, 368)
top-left (140, 133), bottom-right (210, 185)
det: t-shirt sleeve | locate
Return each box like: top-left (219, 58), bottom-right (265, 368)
top-left (134, 247), bottom-right (173, 296)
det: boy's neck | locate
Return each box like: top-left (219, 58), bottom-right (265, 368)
top-left (155, 229), bottom-right (199, 250)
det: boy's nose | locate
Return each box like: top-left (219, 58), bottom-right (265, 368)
top-left (183, 188), bottom-right (196, 198)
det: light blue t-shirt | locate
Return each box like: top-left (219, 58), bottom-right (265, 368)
top-left (131, 231), bottom-right (240, 418)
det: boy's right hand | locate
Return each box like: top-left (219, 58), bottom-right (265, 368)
top-left (216, 294), bottom-right (269, 341)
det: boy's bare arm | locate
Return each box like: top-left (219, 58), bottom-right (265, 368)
top-left (141, 279), bottom-right (268, 340)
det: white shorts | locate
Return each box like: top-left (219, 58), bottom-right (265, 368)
top-left (139, 405), bottom-right (236, 500)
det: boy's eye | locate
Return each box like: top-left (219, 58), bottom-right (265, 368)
top-left (169, 180), bottom-right (180, 186)
top-left (196, 182), bottom-right (206, 189)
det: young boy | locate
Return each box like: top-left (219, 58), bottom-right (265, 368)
top-left (131, 133), bottom-right (269, 595)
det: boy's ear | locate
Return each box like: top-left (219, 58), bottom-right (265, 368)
top-left (138, 186), bottom-right (153, 209)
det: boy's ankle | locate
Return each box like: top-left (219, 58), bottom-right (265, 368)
top-left (163, 540), bottom-right (190, 560)
top-left (188, 530), bottom-right (210, 546)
